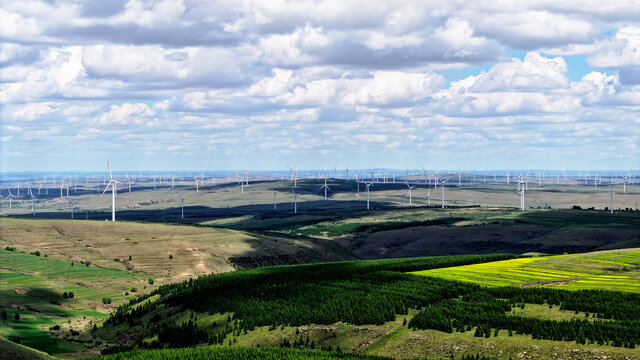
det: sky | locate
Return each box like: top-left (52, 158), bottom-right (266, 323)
top-left (1, 0), bottom-right (639, 172)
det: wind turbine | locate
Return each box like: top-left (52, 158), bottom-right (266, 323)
top-left (401, 191), bottom-right (407, 208)
top-left (344, 164), bottom-right (349, 182)
top-left (517, 180), bottom-right (526, 210)
top-left (30, 194), bottom-right (36, 215)
top-left (291, 188), bottom-right (298, 214)
top-left (174, 190), bottom-right (184, 219)
top-left (273, 190), bottom-right (277, 211)
top-left (101, 161), bottom-right (121, 222)
top-left (406, 183), bottom-right (415, 204)
top-left (426, 189), bottom-right (431, 207)
top-left (320, 178), bottom-right (331, 200)
top-left (610, 181), bottom-right (614, 214)
top-left (365, 182), bottom-right (373, 210)
top-left (126, 175), bottom-right (133, 193)
top-left (623, 176), bottom-right (629, 193)
top-left (421, 167), bottom-right (429, 185)
top-left (468, 193), bottom-right (472, 206)
top-left (440, 179), bottom-right (448, 208)
top-left (5, 188), bottom-right (16, 210)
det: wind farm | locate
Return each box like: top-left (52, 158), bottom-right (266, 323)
top-left (3, 1), bottom-right (640, 359)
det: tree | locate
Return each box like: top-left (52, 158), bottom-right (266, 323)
top-left (1, 310), bottom-right (7, 321)
top-left (14, 313), bottom-right (20, 321)
top-left (63, 292), bottom-right (68, 299)
top-left (68, 292), bottom-right (75, 299)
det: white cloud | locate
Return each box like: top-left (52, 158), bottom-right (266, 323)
top-left (281, 70), bottom-right (443, 107)
top-left (0, 46), bottom-right (107, 103)
top-left (451, 52), bottom-right (569, 93)
top-left (588, 26), bottom-right (640, 68)
top-left (258, 25), bottom-right (330, 66)
top-left (10, 102), bottom-right (57, 121)
top-left (94, 103), bottom-right (155, 126)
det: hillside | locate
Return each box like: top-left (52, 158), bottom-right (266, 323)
top-left (0, 217), bottom-right (355, 281)
top-left (93, 252), bottom-right (640, 359)
top-left (413, 248), bottom-right (640, 292)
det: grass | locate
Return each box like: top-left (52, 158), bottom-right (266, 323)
top-left (0, 217), bottom-right (353, 281)
top-left (412, 248), bottom-right (640, 292)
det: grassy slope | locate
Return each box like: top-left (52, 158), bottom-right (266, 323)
top-left (95, 250), bottom-right (640, 360)
top-left (0, 217), bottom-right (354, 281)
top-left (219, 208), bottom-right (639, 258)
top-left (412, 248), bottom-right (640, 292)
top-left (0, 335), bottom-right (56, 360)
top-left (0, 217), bottom-right (354, 357)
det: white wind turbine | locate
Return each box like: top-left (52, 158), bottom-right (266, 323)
top-left (406, 183), bottom-right (415, 204)
top-left (609, 181), bottom-right (614, 214)
top-left (440, 179), bottom-right (449, 208)
top-left (401, 191), bottom-right (407, 208)
top-left (273, 190), bottom-right (278, 211)
top-left (174, 190), bottom-right (184, 219)
top-left (421, 167), bottom-right (429, 185)
top-left (623, 176), bottom-right (629, 193)
top-left (5, 188), bottom-right (16, 210)
top-left (426, 189), bottom-right (431, 207)
top-left (320, 178), bottom-right (331, 200)
top-left (291, 188), bottom-right (298, 214)
top-left (365, 182), bottom-right (373, 210)
top-left (30, 194), bottom-right (36, 215)
top-left (517, 180), bottom-right (526, 210)
top-left (101, 161), bottom-right (121, 221)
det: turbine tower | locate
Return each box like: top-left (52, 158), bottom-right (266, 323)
top-left (291, 188), bottom-right (298, 214)
top-left (365, 182), bottom-right (373, 210)
top-left (517, 180), bottom-right (526, 210)
top-left (610, 181), bottom-right (614, 214)
top-left (440, 179), bottom-right (448, 208)
top-left (174, 190), bottom-right (184, 219)
top-left (406, 183), bottom-right (416, 204)
top-left (426, 189), bottom-right (431, 207)
top-left (320, 178), bottom-right (331, 200)
top-left (101, 161), bottom-right (121, 221)
top-left (5, 188), bottom-right (16, 210)
top-left (273, 190), bottom-right (277, 211)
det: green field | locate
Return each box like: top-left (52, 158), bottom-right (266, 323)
top-left (412, 249), bottom-right (640, 292)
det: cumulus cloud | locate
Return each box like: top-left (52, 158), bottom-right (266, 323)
top-left (1, 0), bottom-right (639, 170)
top-left (94, 103), bottom-right (155, 126)
top-left (588, 26), bottom-right (640, 68)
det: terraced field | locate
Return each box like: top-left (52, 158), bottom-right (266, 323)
top-left (412, 249), bottom-right (640, 292)
top-left (0, 250), bottom-right (135, 354)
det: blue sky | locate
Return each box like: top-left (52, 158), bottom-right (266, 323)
top-left (1, 0), bottom-right (639, 172)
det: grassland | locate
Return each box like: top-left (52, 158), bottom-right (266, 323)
top-left (2, 179), bottom-right (638, 222)
top-left (0, 217), bottom-right (354, 281)
top-left (412, 249), bottom-right (640, 292)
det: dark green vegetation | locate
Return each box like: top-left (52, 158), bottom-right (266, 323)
top-left (2, 206), bottom-right (639, 359)
top-left (90, 346), bottom-right (393, 360)
top-left (409, 287), bottom-right (639, 347)
top-left (100, 253), bottom-right (640, 357)
top-left (215, 208), bottom-right (640, 259)
top-left (0, 335), bottom-right (55, 360)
